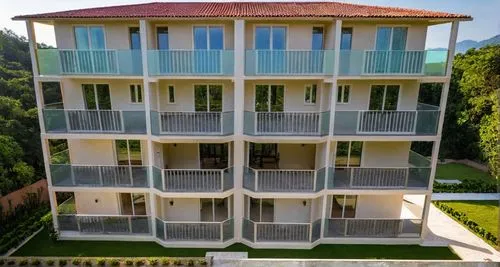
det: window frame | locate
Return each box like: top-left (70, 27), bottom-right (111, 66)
top-left (114, 139), bottom-right (143, 166)
top-left (329, 195), bottom-right (358, 219)
top-left (73, 25), bottom-right (107, 50)
top-left (253, 24), bottom-right (289, 50)
top-left (192, 25), bottom-right (225, 50)
top-left (156, 26), bottom-right (169, 50)
top-left (311, 25), bottom-right (325, 50)
top-left (334, 141), bottom-right (364, 168)
top-left (193, 83), bottom-right (224, 112)
top-left (128, 26), bottom-right (141, 50)
top-left (374, 25), bottom-right (409, 51)
top-left (254, 84), bottom-right (286, 112)
top-left (337, 84), bottom-right (351, 104)
top-left (167, 84), bottom-right (176, 104)
top-left (368, 84), bottom-right (401, 111)
top-left (129, 84), bottom-right (143, 104)
top-left (304, 84), bottom-right (317, 105)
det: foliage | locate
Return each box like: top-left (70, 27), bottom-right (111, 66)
top-left (433, 179), bottom-right (497, 193)
top-left (45, 259), bottom-right (55, 266)
top-left (434, 201), bottom-right (498, 246)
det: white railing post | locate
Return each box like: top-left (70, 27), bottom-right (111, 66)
top-left (313, 170), bottom-right (317, 191)
top-left (128, 216), bottom-right (133, 233)
top-left (221, 169), bottom-right (224, 191)
top-left (309, 223), bottom-right (313, 242)
top-left (161, 169), bottom-right (166, 191)
top-left (254, 170), bottom-right (258, 191)
top-left (220, 221), bottom-right (224, 242)
top-left (254, 222), bottom-right (257, 242)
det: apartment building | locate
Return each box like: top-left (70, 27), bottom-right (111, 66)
top-left (14, 2), bottom-right (470, 248)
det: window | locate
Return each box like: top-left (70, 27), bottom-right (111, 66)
top-left (74, 26), bottom-right (105, 49)
top-left (304, 84), bottom-right (317, 104)
top-left (157, 27), bottom-right (169, 50)
top-left (199, 197), bottom-right (231, 222)
top-left (375, 27), bottom-right (408, 51)
top-left (255, 85), bottom-right (284, 112)
top-left (340, 28), bottom-right (353, 50)
top-left (82, 84), bottom-right (111, 110)
top-left (120, 193), bottom-right (146, 215)
top-left (129, 27), bottom-right (141, 50)
top-left (312, 27), bottom-right (324, 50)
top-left (337, 85), bottom-right (350, 104)
top-left (199, 143), bottom-right (228, 169)
top-left (249, 143), bottom-right (279, 169)
top-left (335, 141), bottom-right (363, 167)
top-left (248, 197), bottom-right (274, 222)
top-left (129, 84), bottom-right (143, 103)
top-left (369, 85), bottom-right (400, 111)
top-left (194, 84), bottom-right (223, 112)
top-left (330, 195), bottom-right (357, 218)
top-left (194, 26), bottom-right (223, 50)
top-left (167, 85), bottom-right (175, 104)
top-left (255, 26), bottom-right (286, 50)
top-left (115, 140), bottom-right (142, 165)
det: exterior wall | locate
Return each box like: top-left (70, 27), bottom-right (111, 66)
top-left (162, 198), bottom-right (200, 221)
top-left (60, 79), bottom-right (145, 111)
top-left (274, 199), bottom-right (311, 223)
top-left (355, 194), bottom-right (404, 218)
top-left (311, 197), bottom-right (323, 221)
top-left (68, 139), bottom-right (115, 165)
top-left (314, 143), bottom-right (327, 169)
top-left (244, 80), bottom-right (325, 112)
top-left (362, 142), bottom-right (411, 167)
top-left (335, 80), bottom-right (419, 111)
top-left (74, 192), bottom-right (120, 214)
top-left (155, 80), bottom-right (234, 112)
top-left (162, 143), bottom-right (199, 169)
top-left (278, 144), bottom-right (316, 169)
top-left (0, 179), bottom-right (49, 214)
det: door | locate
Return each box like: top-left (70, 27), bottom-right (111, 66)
top-left (194, 85), bottom-right (223, 112)
top-left (249, 143), bottom-right (279, 169)
top-left (254, 26), bottom-right (286, 73)
top-left (339, 27), bottom-right (353, 74)
top-left (311, 26), bottom-right (324, 73)
top-left (193, 26), bottom-right (224, 73)
top-left (199, 143), bottom-right (228, 169)
top-left (369, 85), bottom-right (400, 111)
top-left (82, 84), bottom-right (111, 110)
top-left (374, 27), bottom-right (408, 73)
top-left (120, 193), bottom-right (147, 215)
top-left (73, 26), bottom-right (106, 73)
top-left (254, 85), bottom-right (284, 112)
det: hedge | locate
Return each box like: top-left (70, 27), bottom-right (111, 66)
top-left (433, 179), bottom-right (497, 193)
top-left (0, 257), bottom-right (208, 266)
top-left (434, 201), bottom-right (498, 246)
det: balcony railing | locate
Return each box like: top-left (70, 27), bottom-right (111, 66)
top-left (37, 49), bottom-right (143, 76)
top-left (151, 111), bottom-right (233, 136)
top-left (338, 50), bottom-right (448, 76)
top-left (57, 215), bottom-right (151, 235)
top-left (50, 164), bottom-right (149, 188)
top-left (245, 50), bottom-right (334, 75)
top-left (156, 218), bottom-right (234, 242)
top-left (244, 111), bottom-right (330, 136)
top-left (43, 109), bottom-right (147, 134)
top-left (243, 219), bottom-right (321, 243)
top-left (244, 167), bottom-right (325, 192)
top-left (153, 167), bottom-right (233, 192)
top-left (324, 218), bottom-right (422, 238)
top-left (148, 50), bottom-right (234, 76)
top-left (333, 110), bottom-right (440, 136)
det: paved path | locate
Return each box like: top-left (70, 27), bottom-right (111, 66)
top-left (423, 205), bottom-right (500, 261)
top-left (432, 193), bottom-right (499, 201)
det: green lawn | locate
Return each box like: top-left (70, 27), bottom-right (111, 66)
top-left (436, 163), bottom-right (494, 183)
top-left (13, 229), bottom-right (459, 260)
top-left (438, 200), bottom-right (499, 237)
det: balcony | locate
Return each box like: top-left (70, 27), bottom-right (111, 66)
top-left (245, 50), bottom-right (334, 76)
top-left (37, 49), bottom-right (143, 76)
top-left (152, 167), bottom-right (234, 193)
top-left (242, 219), bottom-right (321, 243)
top-left (338, 50), bottom-right (448, 76)
top-left (244, 111), bottom-right (330, 136)
top-left (244, 167), bottom-right (326, 193)
top-left (151, 111), bottom-right (233, 136)
top-left (155, 218), bottom-right (234, 242)
top-left (57, 215), bottom-right (152, 235)
top-left (324, 218), bottom-right (422, 238)
top-left (50, 164), bottom-right (149, 188)
top-left (43, 109), bottom-right (147, 134)
top-left (148, 50), bottom-right (234, 76)
top-left (333, 107), bottom-right (440, 136)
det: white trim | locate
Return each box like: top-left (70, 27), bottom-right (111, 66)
top-left (129, 83), bottom-right (144, 104)
top-left (304, 84), bottom-right (318, 105)
top-left (166, 84), bottom-right (176, 104)
top-left (336, 84), bottom-right (351, 104)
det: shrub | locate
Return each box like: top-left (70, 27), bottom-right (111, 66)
top-left (135, 259), bottom-right (145, 266)
top-left (96, 258), bottom-right (106, 266)
top-left (161, 258), bottom-right (170, 266)
top-left (59, 259), bottom-right (68, 266)
top-left (83, 259), bottom-right (93, 266)
top-left (19, 259), bottom-right (29, 266)
top-left (149, 258), bottom-right (159, 266)
top-left (186, 259), bottom-right (194, 266)
top-left (198, 259), bottom-right (207, 266)
top-left (172, 259), bottom-right (182, 266)
top-left (110, 259), bottom-right (120, 266)
top-left (46, 259), bottom-right (55, 266)
top-left (6, 260), bottom-right (16, 266)
top-left (0, 259), bottom-right (5, 266)
top-left (31, 259), bottom-right (41, 266)
top-left (72, 258), bottom-right (81, 266)
top-left (125, 259), bottom-right (134, 266)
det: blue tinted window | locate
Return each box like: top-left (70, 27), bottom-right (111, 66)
top-left (255, 27), bottom-right (270, 49)
top-left (340, 28), bottom-right (352, 50)
top-left (194, 26), bottom-right (208, 50)
top-left (90, 27), bottom-right (105, 49)
top-left (312, 27), bottom-right (324, 50)
top-left (157, 27), bottom-right (169, 50)
top-left (272, 27), bottom-right (286, 50)
top-left (74, 26), bottom-right (90, 49)
top-left (391, 27), bottom-right (407, 50)
top-left (209, 27), bottom-right (223, 50)
top-left (375, 27), bottom-right (391, 50)
top-left (129, 27), bottom-right (141, 50)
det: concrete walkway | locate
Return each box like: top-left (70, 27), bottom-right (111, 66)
top-left (432, 193), bottom-right (499, 201)
top-left (423, 205), bottom-right (500, 261)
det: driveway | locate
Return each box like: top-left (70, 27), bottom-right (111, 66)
top-left (423, 205), bottom-right (500, 261)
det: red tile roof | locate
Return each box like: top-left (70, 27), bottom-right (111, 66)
top-left (12, 2), bottom-right (471, 20)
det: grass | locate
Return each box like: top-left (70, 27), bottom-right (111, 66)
top-left (13, 229), bottom-right (459, 260)
top-left (435, 163), bottom-right (495, 183)
top-left (438, 200), bottom-right (499, 237)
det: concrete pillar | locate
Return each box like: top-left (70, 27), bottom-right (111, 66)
top-left (232, 19), bottom-right (245, 240)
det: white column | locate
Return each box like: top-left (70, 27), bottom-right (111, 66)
top-left (320, 19), bottom-right (342, 239)
top-left (421, 21), bottom-right (460, 239)
top-left (140, 19), bottom-right (157, 238)
top-left (233, 19), bottom-right (245, 240)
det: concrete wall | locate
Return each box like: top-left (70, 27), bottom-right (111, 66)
top-left (278, 144), bottom-right (316, 169)
top-left (362, 142), bottom-right (411, 167)
top-left (68, 139), bottom-right (149, 165)
top-left (0, 179), bottom-right (49, 214)
top-left (60, 79), bottom-right (145, 111)
top-left (161, 198), bottom-right (200, 221)
top-left (162, 143), bottom-right (199, 169)
top-left (274, 199), bottom-right (311, 223)
top-left (244, 80), bottom-right (326, 112)
top-left (155, 80), bottom-right (234, 112)
top-left (74, 192), bottom-right (120, 215)
top-left (356, 194), bottom-right (403, 218)
top-left (214, 259), bottom-right (498, 267)
top-left (335, 80), bottom-right (419, 111)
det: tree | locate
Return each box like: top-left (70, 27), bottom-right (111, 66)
top-left (0, 135), bottom-right (35, 195)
